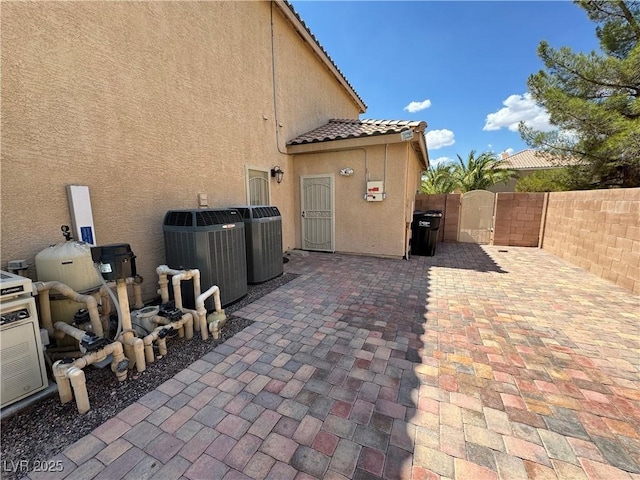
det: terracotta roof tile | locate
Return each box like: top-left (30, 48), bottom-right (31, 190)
top-left (498, 149), bottom-right (581, 170)
top-left (287, 118), bottom-right (427, 145)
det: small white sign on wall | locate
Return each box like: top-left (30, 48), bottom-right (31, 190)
top-left (67, 185), bottom-right (97, 245)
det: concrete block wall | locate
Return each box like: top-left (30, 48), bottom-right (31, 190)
top-left (414, 194), bottom-right (460, 242)
top-left (493, 193), bottom-right (545, 247)
top-left (543, 188), bottom-right (640, 294)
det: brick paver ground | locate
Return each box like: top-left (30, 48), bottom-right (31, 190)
top-left (30, 244), bottom-right (639, 479)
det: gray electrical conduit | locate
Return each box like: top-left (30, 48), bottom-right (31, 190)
top-left (94, 265), bottom-right (124, 341)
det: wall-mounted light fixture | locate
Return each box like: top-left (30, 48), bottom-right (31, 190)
top-left (339, 167), bottom-right (354, 176)
top-left (271, 166), bottom-right (284, 184)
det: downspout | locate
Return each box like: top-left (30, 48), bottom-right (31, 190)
top-left (270, 1), bottom-right (288, 156)
top-left (383, 144), bottom-right (388, 199)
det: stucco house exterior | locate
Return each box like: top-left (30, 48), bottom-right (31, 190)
top-left (1, 1), bottom-right (428, 301)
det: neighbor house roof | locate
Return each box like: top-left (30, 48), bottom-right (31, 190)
top-left (286, 118), bottom-right (429, 169)
top-left (277, 1), bottom-right (366, 113)
top-left (498, 149), bottom-right (581, 170)
top-left (287, 119), bottom-right (427, 145)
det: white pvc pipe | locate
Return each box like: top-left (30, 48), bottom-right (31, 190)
top-left (107, 277), bottom-right (144, 309)
top-left (54, 321), bottom-right (90, 342)
top-left (116, 328), bottom-right (146, 373)
top-left (116, 279), bottom-right (136, 368)
top-left (68, 367), bottom-right (89, 414)
top-left (52, 341), bottom-right (127, 414)
top-left (142, 312), bottom-right (193, 364)
top-left (195, 285), bottom-right (225, 341)
top-left (34, 281), bottom-right (104, 337)
top-left (99, 276), bottom-right (144, 319)
top-left (155, 265), bottom-right (201, 311)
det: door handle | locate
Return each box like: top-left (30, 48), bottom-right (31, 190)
top-left (301, 211), bottom-right (306, 218)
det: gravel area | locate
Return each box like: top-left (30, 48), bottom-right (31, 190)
top-left (0, 272), bottom-right (298, 480)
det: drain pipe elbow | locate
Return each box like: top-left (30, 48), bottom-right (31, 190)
top-left (67, 367), bottom-right (89, 414)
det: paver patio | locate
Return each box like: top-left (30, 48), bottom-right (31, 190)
top-left (28, 244), bottom-right (639, 479)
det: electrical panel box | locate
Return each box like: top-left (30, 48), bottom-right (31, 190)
top-left (366, 181), bottom-right (384, 202)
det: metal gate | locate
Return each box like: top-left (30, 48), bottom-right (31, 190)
top-left (300, 174), bottom-right (334, 252)
top-left (458, 190), bottom-right (495, 244)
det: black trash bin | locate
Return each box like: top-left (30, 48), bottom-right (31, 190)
top-left (411, 210), bottom-right (443, 256)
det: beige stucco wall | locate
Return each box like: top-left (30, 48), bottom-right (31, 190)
top-left (492, 192), bottom-right (545, 247)
top-left (293, 141), bottom-right (422, 258)
top-left (1, 1), bottom-right (361, 300)
top-left (543, 188), bottom-right (639, 294)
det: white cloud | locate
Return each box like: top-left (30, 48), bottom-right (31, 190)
top-left (430, 156), bottom-right (454, 166)
top-left (425, 129), bottom-right (455, 150)
top-left (403, 99), bottom-right (432, 113)
top-left (505, 147), bottom-right (514, 156)
top-left (483, 93), bottom-right (554, 132)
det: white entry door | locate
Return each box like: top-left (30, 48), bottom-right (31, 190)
top-left (301, 174), bottom-right (334, 252)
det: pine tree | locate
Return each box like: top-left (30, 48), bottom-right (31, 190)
top-left (521, 0), bottom-right (640, 188)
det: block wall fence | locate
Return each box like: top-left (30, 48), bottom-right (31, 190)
top-left (415, 188), bottom-right (640, 293)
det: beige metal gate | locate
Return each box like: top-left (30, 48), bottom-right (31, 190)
top-left (458, 190), bottom-right (495, 244)
top-left (301, 174), bottom-right (334, 252)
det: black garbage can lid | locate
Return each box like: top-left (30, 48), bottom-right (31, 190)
top-left (424, 210), bottom-right (443, 217)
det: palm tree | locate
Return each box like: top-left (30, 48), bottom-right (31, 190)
top-left (452, 150), bottom-right (516, 192)
top-left (421, 162), bottom-right (456, 194)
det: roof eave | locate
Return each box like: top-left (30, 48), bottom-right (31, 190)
top-left (274, 1), bottom-right (367, 114)
top-left (416, 133), bottom-right (429, 170)
top-left (287, 131), bottom-right (429, 169)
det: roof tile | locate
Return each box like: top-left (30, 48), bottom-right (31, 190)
top-left (287, 118), bottom-right (427, 146)
top-left (498, 149), bottom-right (581, 170)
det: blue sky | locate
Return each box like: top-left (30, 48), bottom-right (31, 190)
top-left (290, 1), bottom-right (601, 166)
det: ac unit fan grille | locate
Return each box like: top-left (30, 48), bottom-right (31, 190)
top-left (165, 210), bottom-right (241, 227)
top-left (233, 206), bottom-right (281, 219)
